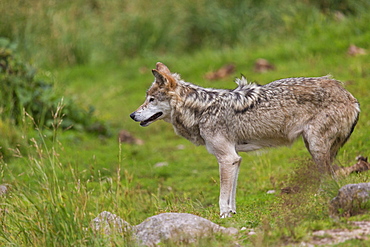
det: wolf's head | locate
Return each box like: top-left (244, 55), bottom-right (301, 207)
top-left (130, 62), bottom-right (177, 127)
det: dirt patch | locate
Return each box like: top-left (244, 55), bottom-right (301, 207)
top-left (204, 64), bottom-right (235, 80)
top-left (301, 221), bottom-right (370, 246)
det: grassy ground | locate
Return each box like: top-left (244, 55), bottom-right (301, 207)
top-left (1, 1), bottom-right (370, 246)
top-left (2, 46), bottom-right (370, 246)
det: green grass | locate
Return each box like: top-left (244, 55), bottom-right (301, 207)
top-left (1, 0), bottom-right (370, 246)
top-left (2, 49), bottom-right (370, 245)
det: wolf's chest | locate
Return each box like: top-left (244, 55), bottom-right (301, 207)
top-left (172, 119), bottom-right (205, 146)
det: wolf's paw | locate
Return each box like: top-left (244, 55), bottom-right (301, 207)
top-left (220, 210), bottom-right (236, 218)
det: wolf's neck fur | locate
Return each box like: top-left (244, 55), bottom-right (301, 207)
top-left (169, 76), bottom-right (262, 145)
top-left (174, 77), bottom-right (262, 113)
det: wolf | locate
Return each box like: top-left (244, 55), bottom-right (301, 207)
top-left (130, 62), bottom-right (360, 218)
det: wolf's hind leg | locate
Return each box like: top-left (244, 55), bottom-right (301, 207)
top-left (302, 128), bottom-right (334, 175)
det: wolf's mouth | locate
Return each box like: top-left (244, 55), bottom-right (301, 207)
top-left (140, 112), bottom-right (163, 126)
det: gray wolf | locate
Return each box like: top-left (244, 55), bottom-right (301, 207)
top-left (130, 62), bottom-right (360, 218)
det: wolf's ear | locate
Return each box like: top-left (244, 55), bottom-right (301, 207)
top-left (156, 62), bottom-right (171, 75)
top-left (152, 69), bottom-right (166, 85)
top-left (152, 69), bottom-right (177, 90)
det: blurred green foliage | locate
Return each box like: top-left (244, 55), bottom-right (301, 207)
top-left (0, 0), bottom-right (369, 67)
top-left (0, 38), bottom-right (109, 141)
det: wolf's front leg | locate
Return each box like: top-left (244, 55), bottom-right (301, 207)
top-left (203, 135), bottom-right (242, 218)
top-left (219, 156), bottom-right (242, 218)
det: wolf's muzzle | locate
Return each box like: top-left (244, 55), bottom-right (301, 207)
top-left (130, 112), bottom-right (137, 121)
top-left (130, 111), bottom-right (163, 127)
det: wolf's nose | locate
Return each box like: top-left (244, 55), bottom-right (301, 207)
top-left (130, 112), bottom-right (136, 120)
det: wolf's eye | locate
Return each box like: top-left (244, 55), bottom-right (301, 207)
top-left (149, 97), bottom-right (155, 102)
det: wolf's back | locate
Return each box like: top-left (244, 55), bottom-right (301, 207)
top-left (222, 76), bottom-right (359, 147)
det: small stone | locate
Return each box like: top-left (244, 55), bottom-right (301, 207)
top-left (177, 144), bottom-right (185, 150)
top-left (0, 184), bottom-right (8, 195)
top-left (154, 162), bottom-right (169, 168)
top-left (91, 211), bottom-right (134, 235)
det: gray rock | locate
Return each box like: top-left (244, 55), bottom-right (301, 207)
top-left (0, 184), bottom-right (8, 195)
top-left (91, 211), bottom-right (134, 235)
top-left (91, 211), bottom-right (238, 246)
top-left (330, 182), bottom-right (370, 216)
top-left (135, 213), bottom-right (238, 246)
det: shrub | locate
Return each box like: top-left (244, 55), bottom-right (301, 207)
top-left (0, 38), bottom-right (109, 135)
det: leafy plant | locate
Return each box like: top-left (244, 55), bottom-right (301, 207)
top-left (0, 38), bottom-right (109, 135)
